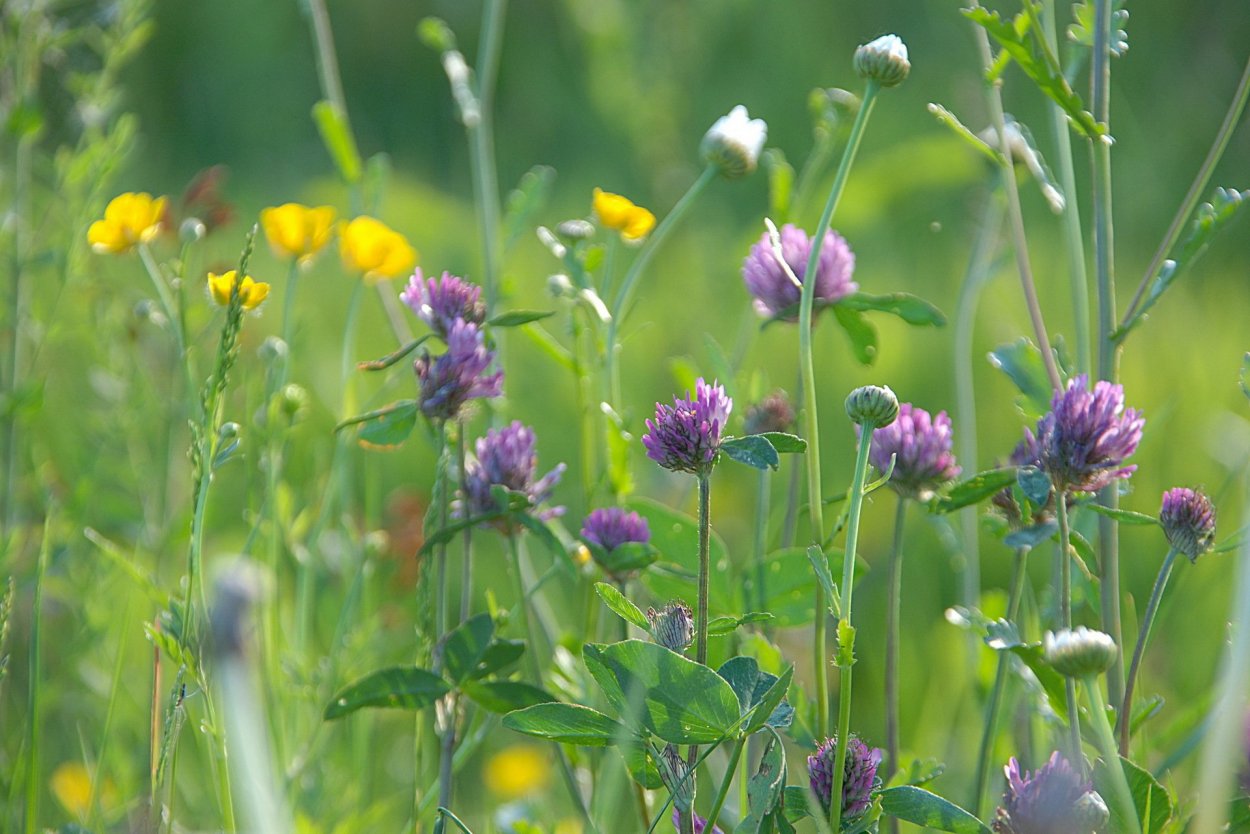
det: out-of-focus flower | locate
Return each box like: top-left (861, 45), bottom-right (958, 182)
top-left (1027, 375), bottom-right (1143, 494)
top-left (743, 390), bottom-right (796, 436)
top-left (463, 421), bottom-right (566, 524)
top-left (400, 269), bottom-right (486, 339)
top-left (742, 224), bottom-right (857, 321)
top-left (701, 105), bottom-right (767, 178)
top-left (807, 735), bottom-right (882, 820)
top-left (483, 745), bottom-right (550, 800)
top-left (207, 270), bottom-right (270, 310)
top-left (670, 808), bottom-right (724, 834)
top-left (414, 319), bottom-right (503, 421)
top-left (260, 203), bottom-right (336, 264)
top-left (1043, 626), bottom-right (1118, 678)
top-left (648, 601), bottom-right (694, 654)
top-left (582, 508), bottom-right (650, 553)
top-left (88, 192), bottom-right (167, 254)
top-left (642, 378), bottom-right (733, 475)
top-left (50, 761), bottom-right (116, 820)
top-left (846, 385), bottom-right (899, 428)
top-left (867, 402), bottom-right (960, 501)
top-left (992, 752), bottom-right (1108, 834)
top-left (592, 188), bottom-right (656, 242)
top-left (854, 34), bottom-right (911, 88)
top-left (339, 216), bottom-right (417, 282)
top-left (1160, 487), bottom-right (1216, 563)
top-left (179, 165), bottom-right (235, 234)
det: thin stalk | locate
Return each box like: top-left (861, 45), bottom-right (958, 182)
top-left (88, 599), bottom-right (132, 829)
top-left (799, 80), bottom-right (881, 743)
top-left (2, 134), bottom-right (31, 532)
top-left (1118, 548), bottom-right (1178, 755)
top-left (828, 420), bottom-right (877, 833)
top-left (470, 0), bottom-right (507, 315)
top-left (24, 516), bottom-right (50, 834)
top-left (306, 0), bottom-right (347, 114)
top-left (705, 736), bottom-right (746, 830)
top-left (752, 468), bottom-right (771, 615)
top-left (780, 369), bottom-right (804, 549)
top-left (1055, 495), bottom-right (1082, 761)
top-left (1082, 674), bottom-right (1142, 834)
top-left (456, 421), bottom-right (473, 623)
top-left (695, 473), bottom-right (712, 666)
top-left (281, 259), bottom-right (301, 366)
top-left (433, 696), bottom-right (457, 834)
top-left (430, 426), bottom-right (452, 830)
top-left (884, 496), bottom-right (908, 786)
top-left (973, 546), bottom-right (1030, 817)
top-left (434, 425), bottom-right (451, 640)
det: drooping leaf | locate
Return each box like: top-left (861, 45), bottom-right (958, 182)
top-left (595, 582), bottom-right (651, 632)
top-left (928, 102), bottom-right (1000, 163)
top-left (840, 291), bottom-right (948, 327)
top-left (930, 468), bottom-right (1018, 513)
top-left (722, 435), bottom-right (781, 471)
top-left (708, 611), bottom-right (776, 636)
top-left (739, 731), bottom-right (789, 833)
top-left (585, 540), bottom-right (659, 576)
top-left (716, 658), bottom-right (795, 733)
top-left (806, 544), bottom-right (839, 618)
top-left (1017, 466), bottom-right (1053, 506)
top-left (336, 400), bottom-right (420, 449)
top-left (324, 667), bottom-right (450, 720)
top-left (617, 738), bottom-right (664, 789)
top-left (461, 680), bottom-right (554, 714)
top-left (503, 702), bottom-right (629, 746)
top-left (1083, 504), bottom-right (1160, 527)
top-left (759, 432), bottom-right (806, 453)
top-left (989, 339), bottom-right (1054, 419)
top-left (356, 335), bottom-right (433, 371)
top-left (1003, 520), bottom-right (1058, 550)
top-left (833, 304), bottom-right (878, 365)
top-left (878, 785), bottom-right (991, 834)
top-left (1092, 755), bottom-right (1173, 834)
top-left (488, 310), bottom-right (555, 328)
top-left (470, 639), bottom-right (525, 680)
top-left (440, 613), bottom-right (494, 686)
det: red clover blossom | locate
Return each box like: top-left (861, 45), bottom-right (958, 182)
top-left (642, 378), bottom-right (732, 475)
top-left (1159, 487), bottom-right (1216, 562)
top-left (463, 421), bottom-right (565, 523)
top-left (401, 268), bottom-right (486, 339)
top-left (807, 735), bottom-right (882, 820)
top-left (992, 752), bottom-right (1108, 834)
top-left (866, 402), bottom-right (960, 501)
top-left (742, 223), bottom-right (856, 321)
top-left (414, 319), bottom-right (503, 421)
top-left (1026, 374), bottom-right (1143, 494)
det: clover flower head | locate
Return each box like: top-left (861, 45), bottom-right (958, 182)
top-left (1043, 627), bottom-right (1118, 678)
top-left (88, 192), bottom-right (167, 254)
top-left (581, 508), bottom-right (650, 553)
top-left (1031, 375), bottom-right (1143, 494)
top-left (592, 188), bottom-right (656, 242)
top-left (807, 735), bottom-right (882, 820)
top-left (993, 752), bottom-right (1107, 834)
top-left (854, 34), bottom-right (911, 88)
top-left (670, 808), bottom-right (723, 834)
top-left (400, 268), bottom-right (486, 339)
top-left (414, 319), bottom-right (503, 421)
top-left (742, 224), bottom-right (857, 321)
top-left (701, 105), bottom-right (767, 178)
top-left (207, 270), bottom-right (270, 311)
top-left (463, 421), bottom-right (565, 525)
top-left (259, 203), bottom-right (336, 264)
top-left (1160, 487), bottom-right (1216, 562)
top-left (743, 390), bottom-right (796, 435)
top-left (866, 402), bottom-right (960, 501)
top-left (339, 215), bottom-right (417, 283)
top-left (648, 601), bottom-right (694, 654)
top-left (642, 378), bottom-right (733, 475)
top-left (846, 385), bottom-right (899, 428)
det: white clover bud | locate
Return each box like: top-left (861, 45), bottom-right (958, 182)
top-left (701, 105), bottom-right (767, 178)
top-left (1074, 790), bottom-right (1110, 831)
top-left (854, 34), bottom-right (911, 89)
top-left (547, 273), bottom-right (574, 298)
top-left (845, 385), bottom-right (899, 428)
top-left (180, 217), bottom-right (207, 244)
top-left (1044, 626), bottom-right (1118, 678)
top-left (258, 336), bottom-right (288, 365)
top-left (556, 219), bottom-right (595, 242)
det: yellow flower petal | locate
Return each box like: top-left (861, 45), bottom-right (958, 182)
top-left (483, 745), bottom-right (550, 800)
top-left (621, 206), bottom-right (657, 241)
top-left (593, 188), bottom-right (655, 242)
top-left (88, 192), bottom-right (167, 254)
top-left (51, 762), bottom-right (92, 819)
top-left (208, 270), bottom-right (270, 310)
top-left (260, 203), bottom-right (337, 263)
top-left (339, 216), bottom-right (418, 282)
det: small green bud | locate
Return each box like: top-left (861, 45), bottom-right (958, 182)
top-left (853, 34), bottom-right (911, 89)
top-left (547, 273), bottom-right (574, 298)
top-left (1044, 626), bottom-right (1118, 678)
top-left (258, 336), bottom-right (288, 365)
top-left (647, 601), bottom-right (694, 654)
top-left (556, 219), bottom-right (595, 242)
top-left (180, 217), bottom-right (207, 244)
top-left (845, 385), bottom-right (899, 427)
top-left (218, 421), bottom-right (241, 442)
top-left (1074, 790), bottom-right (1110, 831)
top-left (280, 383), bottom-right (308, 421)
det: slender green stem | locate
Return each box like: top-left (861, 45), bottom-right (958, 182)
top-left (705, 736), bottom-right (746, 830)
top-left (468, 0), bottom-right (507, 316)
top-left (24, 516), bottom-right (50, 834)
top-left (281, 259), bottom-right (301, 368)
top-left (456, 421), bottom-right (473, 623)
top-left (829, 420), bottom-right (877, 832)
top-left (434, 425), bottom-right (451, 642)
top-left (1082, 674), bottom-right (1142, 834)
top-left (1054, 494), bottom-right (1082, 761)
top-left (753, 468), bottom-right (771, 615)
top-left (884, 496), bottom-right (908, 785)
top-left (2, 128), bottom-right (32, 532)
top-left (1118, 548), bottom-right (1178, 755)
top-left (695, 473), bottom-right (712, 666)
top-left (780, 368), bottom-right (804, 549)
top-left (138, 243), bottom-right (194, 401)
top-left (972, 546), bottom-right (1030, 818)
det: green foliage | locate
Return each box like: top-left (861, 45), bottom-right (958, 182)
top-left (323, 667), bottom-right (450, 720)
top-left (503, 702), bottom-right (629, 746)
top-left (879, 786), bottom-right (990, 834)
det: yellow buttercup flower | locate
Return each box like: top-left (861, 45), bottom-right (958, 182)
top-left (208, 270), bottom-right (270, 310)
top-left (483, 744), bottom-right (550, 800)
top-left (592, 187), bottom-right (656, 242)
top-left (260, 203), bottom-right (337, 264)
top-left (87, 192), bottom-right (168, 254)
top-left (339, 216), bottom-right (417, 283)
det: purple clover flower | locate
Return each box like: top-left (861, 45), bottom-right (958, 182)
top-left (807, 735), bottom-right (882, 820)
top-left (670, 808), bottom-right (723, 834)
top-left (642, 378), bottom-right (732, 475)
top-left (400, 268), bottom-right (486, 339)
top-left (1160, 487), bottom-right (1216, 562)
top-left (414, 319), bottom-right (503, 421)
top-left (866, 402), bottom-right (961, 501)
top-left (992, 752), bottom-right (1107, 834)
top-left (1026, 374), bottom-right (1144, 494)
top-left (581, 508), bottom-right (650, 553)
top-left (463, 421), bottom-right (566, 524)
top-left (743, 390), bottom-right (795, 436)
top-left (741, 223), bottom-right (856, 321)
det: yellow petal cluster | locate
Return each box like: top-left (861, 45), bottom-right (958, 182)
top-left (339, 216), bottom-right (417, 283)
top-left (208, 270), bottom-right (271, 310)
top-left (592, 187), bottom-right (656, 242)
top-left (87, 192), bottom-right (167, 254)
top-left (483, 744), bottom-right (550, 800)
top-left (260, 203), bottom-right (337, 263)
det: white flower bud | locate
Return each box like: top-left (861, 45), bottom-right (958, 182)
top-left (701, 105), bottom-right (767, 179)
top-left (854, 34), bottom-right (911, 89)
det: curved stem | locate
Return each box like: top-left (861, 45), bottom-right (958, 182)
top-left (1118, 548), bottom-right (1178, 755)
top-left (885, 497), bottom-right (908, 786)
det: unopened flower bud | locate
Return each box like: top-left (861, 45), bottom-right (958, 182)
top-left (280, 383), bottom-right (308, 420)
top-left (658, 744), bottom-right (695, 814)
top-left (701, 105), bottom-right (767, 179)
top-left (180, 217), bottom-right (207, 244)
top-left (556, 219), bottom-right (595, 242)
top-left (1074, 790), bottom-right (1110, 831)
top-left (1160, 487), bottom-right (1216, 562)
top-left (647, 601), bottom-right (694, 654)
top-left (547, 273), bottom-right (574, 298)
top-left (258, 336), bottom-right (288, 365)
top-left (845, 385), bottom-right (899, 428)
top-left (1044, 626), bottom-right (1118, 678)
top-left (853, 34), bottom-right (910, 89)
top-left (218, 421), bottom-right (241, 442)
top-left (743, 391), bottom-right (795, 435)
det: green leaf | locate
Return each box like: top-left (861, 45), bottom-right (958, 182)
top-left (1003, 521), bottom-right (1058, 550)
top-left (928, 102), bottom-right (1000, 163)
top-left (742, 547), bottom-right (826, 628)
top-left (931, 468), bottom-right (1019, 514)
top-left (721, 435), bottom-right (781, 471)
top-left (739, 731), bottom-right (789, 833)
top-left (356, 335), bottom-right (432, 371)
top-left (618, 739), bottom-right (665, 789)
top-left (595, 581), bottom-right (651, 632)
top-left (716, 658), bottom-right (795, 733)
top-left (419, 511), bottom-right (507, 556)
top-left (806, 544), bottom-right (839, 618)
top-left (833, 304), bottom-right (878, 365)
top-left (879, 786), bottom-right (990, 834)
top-left (707, 611), bottom-right (776, 636)
top-left (336, 400), bottom-right (420, 449)
top-left (324, 667), bottom-right (450, 720)
top-left (503, 164), bottom-right (556, 252)
top-left (759, 432), bottom-right (806, 453)
top-left (503, 702), bottom-right (629, 746)
top-left (461, 680), bottom-right (554, 714)
top-left (783, 785), bottom-right (815, 821)
top-left (1083, 504), bottom-right (1160, 527)
top-left (440, 613), bottom-right (494, 686)
top-left (1017, 466), bottom-right (1053, 506)
top-left (630, 497), bottom-right (733, 613)
top-left (763, 147), bottom-right (795, 223)
top-left (989, 339), bottom-right (1054, 419)
top-left (470, 639), bottom-right (525, 680)
top-left (582, 640), bottom-right (741, 744)
top-left (488, 310), bottom-right (555, 328)
top-left (585, 540), bottom-right (659, 576)
top-left (1092, 756), bottom-right (1173, 834)
top-left (840, 291), bottom-right (948, 327)
top-left (312, 100), bottom-right (362, 183)
top-left (1005, 643), bottom-right (1070, 715)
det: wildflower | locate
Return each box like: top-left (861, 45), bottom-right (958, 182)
top-left (743, 391), bottom-right (795, 436)
top-left (51, 761), bottom-right (92, 819)
top-left (259, 203), bottom-right (336, 264)
top-left (339, 215), bottom-right (417, 282)
top-left (1044, 626), bottom-right (1118, 678)
top-left (701, 105), bottom-right (768, 178)
top-left (866, 403), bottom-right (960, 501)
top-left (207, 270), bottom-right (270, 311)
top-left (483, 745), bottom-right (550, 800)
top-left (1160, 487), bottom-right (1216, 562)
top-left (742, 224), bottom-right (857, 321)
top-left (670, 808), bottom-right (724, 834)
top-left (1027, 375), bottom-right (1143, 494)
top-left (648, 601), bottom-right (694, 653)
top-left (581, 507), bottom-right (650, 553)
top-left (642, 378), bottom-right (733, 475)
top-left (992, 752), bottom-right (1108, 834)
top-left (853, 35), bottom-right (911, 88)
top-left (845, 385), bottom-right (899, 428)
top-left (463, 421), bottom-right (566, 523)
top-left (87, 192), bottom-right (167, 254)
top-left (414, 319), bottom-right (503, 421)
top-left (400, 268), bottom-right (486, 339)
top-left (807, 735), bottom-right (882, 820)
top-left (592, 188), bottom-right (656, 242)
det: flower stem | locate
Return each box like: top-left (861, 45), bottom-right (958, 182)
top-left (885, 496), bottom-right (908, 785)
top-left (281, 259), bottom-right (301, 369)
top-left (456, 421), bottom-right (474, 623)
top-left (829, 419), bottom-right (878, 833)
top-left (695, 472), bottom-right (712, 666)
top-left (1117, 547), bottom-right (1177, 755)
top-left (1054, 494), bottom-right (1082, 762)
top-left (753, 468), bottom-right (771, 616)
top-left (1082, 674), bottom-right (1142, 834)
top-left (705, 735), bottom-right (746, 830)
top-left (24, 515), bottom-right (50, 834)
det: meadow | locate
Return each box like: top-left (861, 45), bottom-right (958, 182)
top-left (3, 0), bottom-right (1250, 832)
